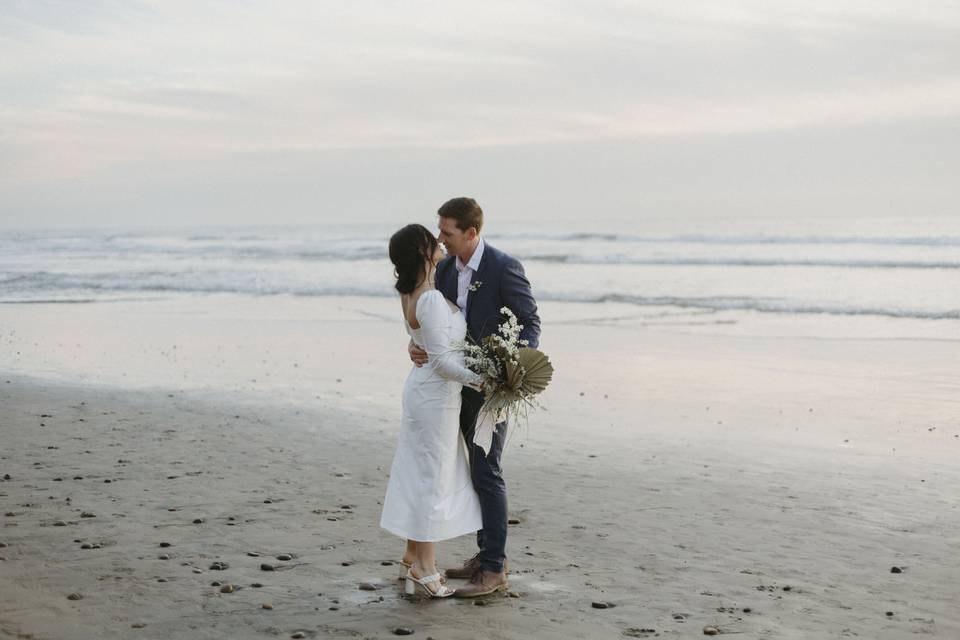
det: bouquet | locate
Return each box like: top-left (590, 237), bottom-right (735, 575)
top-left (458, 307), bottom-right (553, 453)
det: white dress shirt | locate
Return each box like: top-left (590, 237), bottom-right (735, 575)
top-left (455, 237), bottom-right (485, 314)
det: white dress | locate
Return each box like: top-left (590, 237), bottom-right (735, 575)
top-left (380, 289), bottom-right (484, 542)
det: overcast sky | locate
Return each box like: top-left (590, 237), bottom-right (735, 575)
top-left (1, 0), bottom-right (959, 229)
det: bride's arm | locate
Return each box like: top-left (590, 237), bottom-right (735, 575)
top-left (417, 293), bottom-right (484, 389)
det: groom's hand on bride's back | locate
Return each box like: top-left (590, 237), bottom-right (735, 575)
top-left (408, 339), bottom-right (428, 367)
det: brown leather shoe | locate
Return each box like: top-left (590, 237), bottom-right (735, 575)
top-left (452, 569), bottom-right (508, 598)
top-left (444, 553), bottom-right (481, 579)
top-left (444, 554), bottom-right (510, 580)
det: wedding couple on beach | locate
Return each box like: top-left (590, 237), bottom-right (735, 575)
top-left (379, 197), bottom-right (541, 598)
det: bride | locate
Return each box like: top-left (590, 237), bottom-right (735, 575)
top-left (380, 223), bottom-right (484, 598)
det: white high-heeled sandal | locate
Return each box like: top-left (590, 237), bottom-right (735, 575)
top-left (398, 560), bottom-right (412, 580)
top-left (405, 569), bottom-right (455, 598)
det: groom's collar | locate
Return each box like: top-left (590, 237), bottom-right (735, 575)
top-left (455, 237), bottom-right (485, 273)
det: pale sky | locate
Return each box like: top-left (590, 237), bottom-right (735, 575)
top-left (2, 0), bottom-right (959, 228)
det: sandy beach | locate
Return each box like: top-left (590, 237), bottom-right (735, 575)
top-left (2, 295), bottom-right (959, 639)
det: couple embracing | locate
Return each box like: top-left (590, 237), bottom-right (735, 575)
top-left (379, 197), bottom-right (541, 598)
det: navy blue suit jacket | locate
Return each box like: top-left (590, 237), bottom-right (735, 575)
top-left (436, 242), bottom-right (540, 349)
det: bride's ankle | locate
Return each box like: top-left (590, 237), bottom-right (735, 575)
top-left (410, 562), bottom-right (437, 578)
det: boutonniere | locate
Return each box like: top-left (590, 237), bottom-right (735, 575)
top-left (468, 280), bottom-right (483, 292)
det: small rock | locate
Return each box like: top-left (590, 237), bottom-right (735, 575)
top-left (2, 474), bottom-right (9, 480)
top-left (131, 623), bottom-right (146, 628)
top-left (53, 520), bottom-right (67, 527)
top-left (276, 553), bottom-right (293, 561)
top-left (891, 566), bottom-right (903, 573)
top-left (251, 582), bottom-right (264, 588)
top-left (209, 561), bottom-right (229, 570)
top-left (474, 600), bottom-right (487, 606)
top-left (158, 554), bottom-right (170, 560)
top-left (508, 518), bottom-right (520, 525)
top-left (159, 542), bottom-right (171, 548)
top-left (263, 499), bottom-right (273, 504)
top-left (192, 518), bottom-right (203, 524)
top-left (0, 542), bottom-right (7, 548)
top-left (703, 627), bottom-right (720, 636)
top-left (220, 584), bottom-right (235, 593)
top-left (262, 603), bottom-right (274, 609)
top-left (886, 611), bottom-right (895, 617)
top-left (392, 629), bottom-right (414, 636)
top-left (508, 591), bottom-right (521, 598)
top-left (80, 512), bottom-right (96, 518)
top-left (260, 563), bottom-right (276, 571)
top-left (381, 560), bottom-right (395, 566)
top-left (157, 578), bottom-right (167, 583)
top-left (291, 633), bottom-right (306, 639)
top-left (247, 551), bottom-right (260, 557)
top-left (340, 561), bottom-right (352, 566)
top-left (591, 601), bottom-right (611, 609)
top-left (67, 593), bottom-right (82, 600)
top-left (359, 582), bottom-right (378, 591)
top-left (192, 568), bottom-right (202, 574)
top-left (782, 585), bottom-right (792, 592)
top-left (743, 607), bottom-right (752, 613)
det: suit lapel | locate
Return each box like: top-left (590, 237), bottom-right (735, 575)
top-left (441, 258), bottom-right (458, 305)
top-left (465, 245), bottom-right (491, 322)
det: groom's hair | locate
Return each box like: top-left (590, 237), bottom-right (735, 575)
top-left (438, 197), bottom-right (483, 234)
top-left (389, 223), bottom-right (439, 294)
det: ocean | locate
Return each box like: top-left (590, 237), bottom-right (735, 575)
top-left (2, 217), bottom-right (958, 338)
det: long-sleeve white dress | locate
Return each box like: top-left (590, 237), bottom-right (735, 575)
top-left (379, 290), bottom-right (484, 542)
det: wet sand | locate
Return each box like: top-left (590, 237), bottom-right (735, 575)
top-left (1, 295), bottom-right (958, 639)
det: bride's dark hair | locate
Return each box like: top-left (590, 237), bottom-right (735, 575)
top-left (389, 224), bottom-right (440, 294)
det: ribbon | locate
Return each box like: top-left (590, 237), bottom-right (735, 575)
top-left (472, 407), bottom-right (507, 456)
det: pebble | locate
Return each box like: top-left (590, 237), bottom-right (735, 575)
top-left (158, 554), bottom-right (170, 560)
top-left (157, 578), bottom-right (167, 583)
top-left (80, 512), bottom-right (96, 518)
top-left (743, 607), bottom-right (752, 613)
top-left (262, 603), bottom-right (274, 610)
top-left (891, 566), bottom-right (903, 573)
top-left (703, 627), bottom-right (720, 636)
top-left (159, 542), bottom-right (171, 548)
top-left (291, 632), bottom-right (306, 639)
top-left (341, 561), bottom-right (353, 566)
top-left (210, 581), bottom-right (222, 587)
top-left (508, 591), bottom-right (521, 598)
top-left (192, 569), bottom-right (203, 574)
top-left (392, 629), bottom-right (414, 636)
top-left (0, 542), bottom-right (7, 548)
top-left (276, 553), bottom-right (293, 561)
top-left (261, 563), bottom-right (276, 571)
top-left (508, 518), bottom-right (520, 525)
top-left (886, 611), bottom-right (895, 617)
top-left (220, 584), bottom-right (235, 593)
top-left (131, 623), bottom-right (146, 628)
top-left (247, 551), bottom-right (261, 557)
top-left (53, 521), bottom-right (67, 527)
top-left (592, 601), bottom-right (612, 609)
top-left (251, 582), bottom-right (264, 588)
top-left (359, 582), bottom-right (378, 591)
top-left (209, 561), bottom-right (229, 570)
top-left (474, 600), bottom-right (487, 606)
top-left (3, 474), bottom-right (10, 480)
top-left (67, 593), bottom-right (83, 600)
top-left (192, 518), bottom-right (203, 524)
top-left (381, 561), bottom-right (394, 566)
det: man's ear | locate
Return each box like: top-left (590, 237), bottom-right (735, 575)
top-left (466, 227), bottom-right (478, 241)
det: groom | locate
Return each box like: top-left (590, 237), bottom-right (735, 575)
top-left (408, 197), bottom-right (541, 597)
